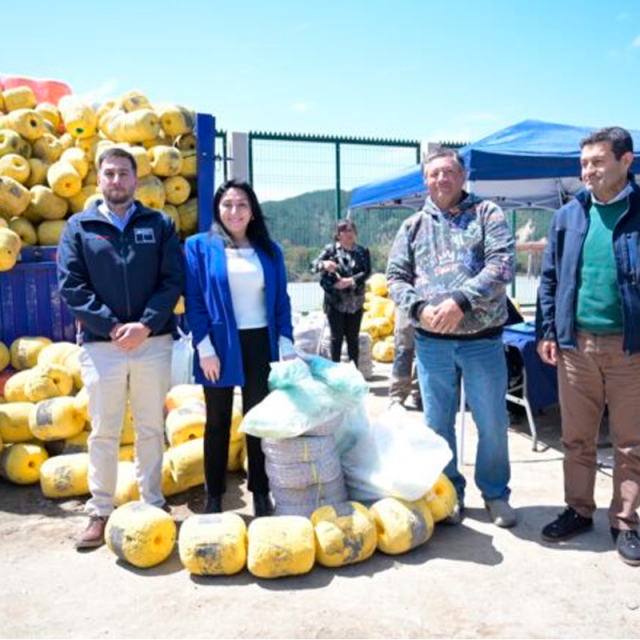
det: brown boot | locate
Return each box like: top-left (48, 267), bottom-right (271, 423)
top-left (75, 515), bottom-right (108, 550)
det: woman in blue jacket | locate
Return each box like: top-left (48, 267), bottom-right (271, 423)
top-left (184, 180), bottom-right (295, 516)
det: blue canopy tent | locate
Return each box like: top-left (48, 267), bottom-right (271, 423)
top-left (349, 119), bottom-right (640, 212)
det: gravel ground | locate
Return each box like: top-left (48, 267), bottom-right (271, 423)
top-left (1, 363), bottom-right (638, 639)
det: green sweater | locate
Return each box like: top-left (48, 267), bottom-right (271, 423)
top-left (575, 199), bottom-right (626, 334)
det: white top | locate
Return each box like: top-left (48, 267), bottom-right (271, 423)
top-left (197, 247), bottom-right (295, 359)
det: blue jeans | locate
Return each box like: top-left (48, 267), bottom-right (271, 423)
top-left (414, 333), bottom-right (511, 502)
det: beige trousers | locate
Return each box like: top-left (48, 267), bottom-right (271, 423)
top-left (558, 332), bottom-right (640, 530)
top-left (80, 335), bottom-right (173, 517)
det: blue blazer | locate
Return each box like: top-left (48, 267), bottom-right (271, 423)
top-left (184, 232), bottom-right (294, 387)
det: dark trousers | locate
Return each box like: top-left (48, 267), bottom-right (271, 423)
top-left (327, 305), bottom-right (363, 366)
top-left (202, 328), bottom-right (271, 497)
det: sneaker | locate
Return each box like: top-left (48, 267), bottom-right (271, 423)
top-left (485, 499), bottom-right (517, 528)
top-left (75, 515), bottom-right (108, 550)
top-left (441, 500), bottom-right (464, 526)
top-left (611, 529), bottom-right (640, 567)
top-left (541, 507), bottom-right (593, 542)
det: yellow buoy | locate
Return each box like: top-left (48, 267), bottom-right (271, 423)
top-left (60, 147), bottom-right (89, 180)
top-left (9, 217), bottom-right (37, 247)
top-left (0, 227), bottom-right (22, 271)
top-left (105, 501), bottom-right (177, 568)
top-left (165, 401), bottom-right (205, 448)
top-left (423, 473), bottom-right (458, 523)
top-left (24, 363), bottom-right (74, 401)
top-left (179, 513), bottom-right (247, 576)
top-left (177, 198), bottom-right (198, 237)
top-left (114, 461), bottom-right (140, 506)
top-left (25, 158), bottom-right (49, 188)
top-left (0, 154), bottom-right (31, 184)
top-left (165, 384), bottom-right (204, 413)
top-left (28, 185), bottom-right (68, 220)
top-left (180, 150), bottom-right (197, 179)
top-left (0, 175), bottom-right (30, 217)
top-left (58, 97), bottom-right (97, 140)
top-left (128, 146), bottom-right (152, 178)
top-left (369, 497), bottom-right (435, 555)
top-left (0, 340), bottom-right (9, 372)
top-left (0, 402), bottom-right (36, 443)
top-left (5, 109), bottom-right (46, 141)
top-left (39, 452), bottom-right (89, 498)
top-left (32, 134), bottom-right (63, 164)
top-left (147, 146), bottom-right (182, 177)
top-left (3, 370), bottom-right (32, 402)
top-left (135, 175), bottom-right (165, 210)
top-left (157, 105), bottom-right (195, 138)
top-left (47, 161), bottom-right (82, 198)
top-left (28, 396), bottom-right (86, 441)
top-left (311, 501), bottom-right (377, 568)
top-left (0, 442), bottom-right (48, 484)
top-left (118, 91), bottom-right (151, 113)
top-left (367, 273), bottom-right (388, 297)
top-left (35, 103), bottom-right (61, 131)
top-left (247, 516), bottom-right (315, 579)
top-left (63, 429), bottom-right (89, 454)
top-left (37, 220), bottom-right (67, 246)
top-left (163, 175), bottom-right (191, 206)
top-left (3, 87), bottom-right (37, 112)
top-left (10, 336), bottom-right (52, 370)
top-left (372, 340), bottom-right (394, 363)
top-left (167, 438), bottom-right (205, 490)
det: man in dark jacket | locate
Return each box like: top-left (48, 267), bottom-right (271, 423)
top-left (537, 127), bottom-right (640, 566)
top-left (58, 148), bottom-right (183, 550)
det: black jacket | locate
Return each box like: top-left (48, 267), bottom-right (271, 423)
top-left (57, 200), bottom-right (184, 343)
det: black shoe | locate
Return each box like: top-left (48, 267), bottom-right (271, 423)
top-left (204, 495), bottom-right (222, 514)
top-left (253, 493), bottom-right (273, 518)
top-left (541, 507), bottom-right (593, 542)
top-left (612, 529), bottom-right (640, 566)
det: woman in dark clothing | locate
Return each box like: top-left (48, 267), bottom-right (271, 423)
top-left (312, 219), bottom-right (371, 367)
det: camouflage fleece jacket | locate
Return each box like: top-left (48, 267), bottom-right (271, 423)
top-left (386, 192), bottom-right (514, 336)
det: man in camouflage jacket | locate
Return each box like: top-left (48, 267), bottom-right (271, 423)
top-left (386, 149), bottom-right (516, 528)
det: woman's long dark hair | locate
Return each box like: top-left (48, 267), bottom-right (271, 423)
top-left (212, 179), bottom-right (275, 257)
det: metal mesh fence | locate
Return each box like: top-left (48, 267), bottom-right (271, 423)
top-left (248, 132), bottom-right (419, 312)
top-left (245, 131), bottom-right (553, 311)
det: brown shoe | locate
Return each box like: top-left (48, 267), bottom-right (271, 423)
top-left (75, 515), bottom-right (108, 550)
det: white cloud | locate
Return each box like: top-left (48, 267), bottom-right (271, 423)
top-left (76, 78), bottom-right (119, 105)
top-left (617, 12), bottom-right (629, 20)
top-left (632, 34), bottom-right (640, 48)
top-left (291, 101), bottom-right (311, 113)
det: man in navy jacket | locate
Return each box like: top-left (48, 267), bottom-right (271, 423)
top-left (537, 127), bottom-right (640, 566)
top-left (58, 148), bottom-right (183, 550)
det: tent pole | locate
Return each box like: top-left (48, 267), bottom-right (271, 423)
top-left (511, 209), bottom-right (517, 299)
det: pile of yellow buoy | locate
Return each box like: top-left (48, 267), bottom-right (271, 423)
top-left (362, 273), bottom-right (396, 363)
top-left (0, 84), bottom-right (199, 272)
top-left (102, 473), bottom-right (457, 577)
top-left (0, 341), bottom-right (243, 503)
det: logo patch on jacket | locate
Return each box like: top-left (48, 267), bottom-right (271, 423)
top-left (134, 228), bottom-right (156, 244)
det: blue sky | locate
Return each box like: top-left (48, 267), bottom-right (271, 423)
top-left (2, 0), bottom-right (640, 144)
